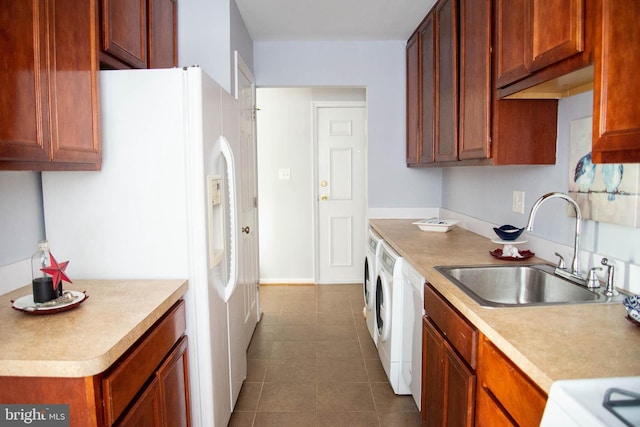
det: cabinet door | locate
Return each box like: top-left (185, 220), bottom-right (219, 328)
top-left (434, 0), bottom-right (458, 162)
top-left (101, 0), bottom-right (148, 68)
top-left (442, 339), bottom-right (475, 427)
top-left (458, 0), bottom-right (491, 160)
top-left (0, 1), bottom-right (51, 163)
top-left (592, 0), bottom-right (640, 163)
top-left (49, 0), bottom-right (102, 167)
top-left (423, 317), bottom-right (475, 427)
top-left (422, 317), bottom-right (444, 426)
top-left (406, 30), bottom-right (421, 166)
top-left (118, 377), bottom-right (163, 427)
top-left (528, 0), bottom-right (584, 72)
top-left (148, 0), bottom-right (177, 68)
top-left (157, 336), bottom-right (190, 427)
top-left (495, 0), bottom-right (530, 88)
top-left (420, 14), bottom-right (436, 164)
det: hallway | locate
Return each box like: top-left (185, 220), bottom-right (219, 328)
top-left (228, 283), bottom-right (421, 426)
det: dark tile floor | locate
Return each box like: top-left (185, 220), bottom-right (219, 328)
top-left (228, 284), bottom-right (421, 427)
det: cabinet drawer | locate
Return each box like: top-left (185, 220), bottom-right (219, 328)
top-left (424, 283), bottom-right (477, 368)
top-left (103, 299), bottom-right (186, 425)
top-left (479, 337), bottom-right (546, 427)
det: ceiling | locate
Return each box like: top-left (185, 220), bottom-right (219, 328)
top-left (234, 0), bottom-right (437, 42)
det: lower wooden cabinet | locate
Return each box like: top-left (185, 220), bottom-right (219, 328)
top-left (0, 299), bottom-right (190, 427)
top-left (102, 300), bottom-right (189, 426)
top-left (119, 336), bottom-right (189, 427)
top-left (422, 283), bottom-right (477, 426)
top-left (421, 284), bottom-right (548, 426)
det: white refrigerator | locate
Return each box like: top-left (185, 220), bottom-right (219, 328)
top-left (41, 67), bottom-right (247, 427)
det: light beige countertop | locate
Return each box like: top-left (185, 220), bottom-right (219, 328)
top-left (371, 219), bottom-right (640, 393)
top-left (0, 279), bottom-right (188, 378)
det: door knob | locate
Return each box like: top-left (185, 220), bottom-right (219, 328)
top-left (242, 226), bottom-right (250, 234)
top-left (321, 195), bottom-right (328, 201)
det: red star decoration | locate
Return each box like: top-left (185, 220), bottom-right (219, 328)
top-left (40, 253), bottom-right (72, 291)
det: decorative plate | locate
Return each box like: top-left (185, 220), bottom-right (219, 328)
top-left (489, 249), bottom-right (535, 260)
top-left (11, 290), bottom-right (88, 315)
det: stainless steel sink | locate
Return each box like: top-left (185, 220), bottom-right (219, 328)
top-left (435, 264), bottom-right (626, 307)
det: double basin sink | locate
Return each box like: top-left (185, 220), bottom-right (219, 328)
top-left (436, 263), bottom-right (627, 307)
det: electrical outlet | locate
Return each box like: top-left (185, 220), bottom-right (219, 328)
top-left (513, 191), bottom-right (525, 214)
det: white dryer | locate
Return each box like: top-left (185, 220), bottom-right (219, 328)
top-left (375, 241), bottom-right (410, 394)
top-left (401, 261), bottom-right (425, 409)
top-left (364, 227), bottom-right (382, 345)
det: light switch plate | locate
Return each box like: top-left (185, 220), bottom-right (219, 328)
top-left (278, 168), bottom-right (291, 180)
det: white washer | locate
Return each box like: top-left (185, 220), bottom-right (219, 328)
top-left (364, 227), bottom-right (382, 345)
top-left (401, 261), bottom-right (425, 409)
top-left (375, 241), bottom-right (410, 394)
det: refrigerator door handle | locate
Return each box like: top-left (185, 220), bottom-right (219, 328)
top-left (220, 136), bottom-right (239, 303)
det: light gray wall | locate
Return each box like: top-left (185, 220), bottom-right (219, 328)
top-left (254, 40), bottom-right (443, 209)
top-left (230, 0), bottom-right (254, 91)
top-left (0, 172), bottom-right (45, 264)
top-left (442, 90), bottom-right (640, 265)
top-left (179, 0), bottom-right (254, 93)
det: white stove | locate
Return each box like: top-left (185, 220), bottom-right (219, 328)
top-left (541, 376), bottom-right (640, 426)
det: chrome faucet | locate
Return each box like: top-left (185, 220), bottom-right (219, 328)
top-left (526, 192), bottom-right (583, 284)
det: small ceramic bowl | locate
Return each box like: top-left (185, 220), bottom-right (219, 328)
top-left (493, 225), bottom-right (525, 241)
top-left (623, 295), bottom-right (640, 323)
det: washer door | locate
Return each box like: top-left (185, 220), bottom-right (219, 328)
top-left (364, 256), bottom-right (374, 309)
top-left (375, 273), bottom-right (391, 341)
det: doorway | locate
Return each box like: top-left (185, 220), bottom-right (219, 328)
top-left (256, 87), bottom-right (368, 285)
top-left (314, 102), bottom-right (367, 284)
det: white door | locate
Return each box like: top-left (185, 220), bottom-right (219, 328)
top-left (236, 52), bottom-right (260, 348)
top-left (315, 104), bottom-right (367, 284)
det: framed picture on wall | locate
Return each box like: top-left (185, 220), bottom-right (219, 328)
top-left (568, 116), bottom-right (640, 228)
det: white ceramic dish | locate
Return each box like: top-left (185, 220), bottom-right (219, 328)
top-left (412, 218), bottom-right (459, 233)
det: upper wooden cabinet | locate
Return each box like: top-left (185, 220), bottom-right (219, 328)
top-left (0, 0), bottom-right (102, 171)
top-left (496, 0), bottom-right (586, 89)
top-left (406, 0), bottom-right (558, 167)
top-left (100, 0), bottom-right (178, 69)
top-left (592, 0), bottom-right (640, 163)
